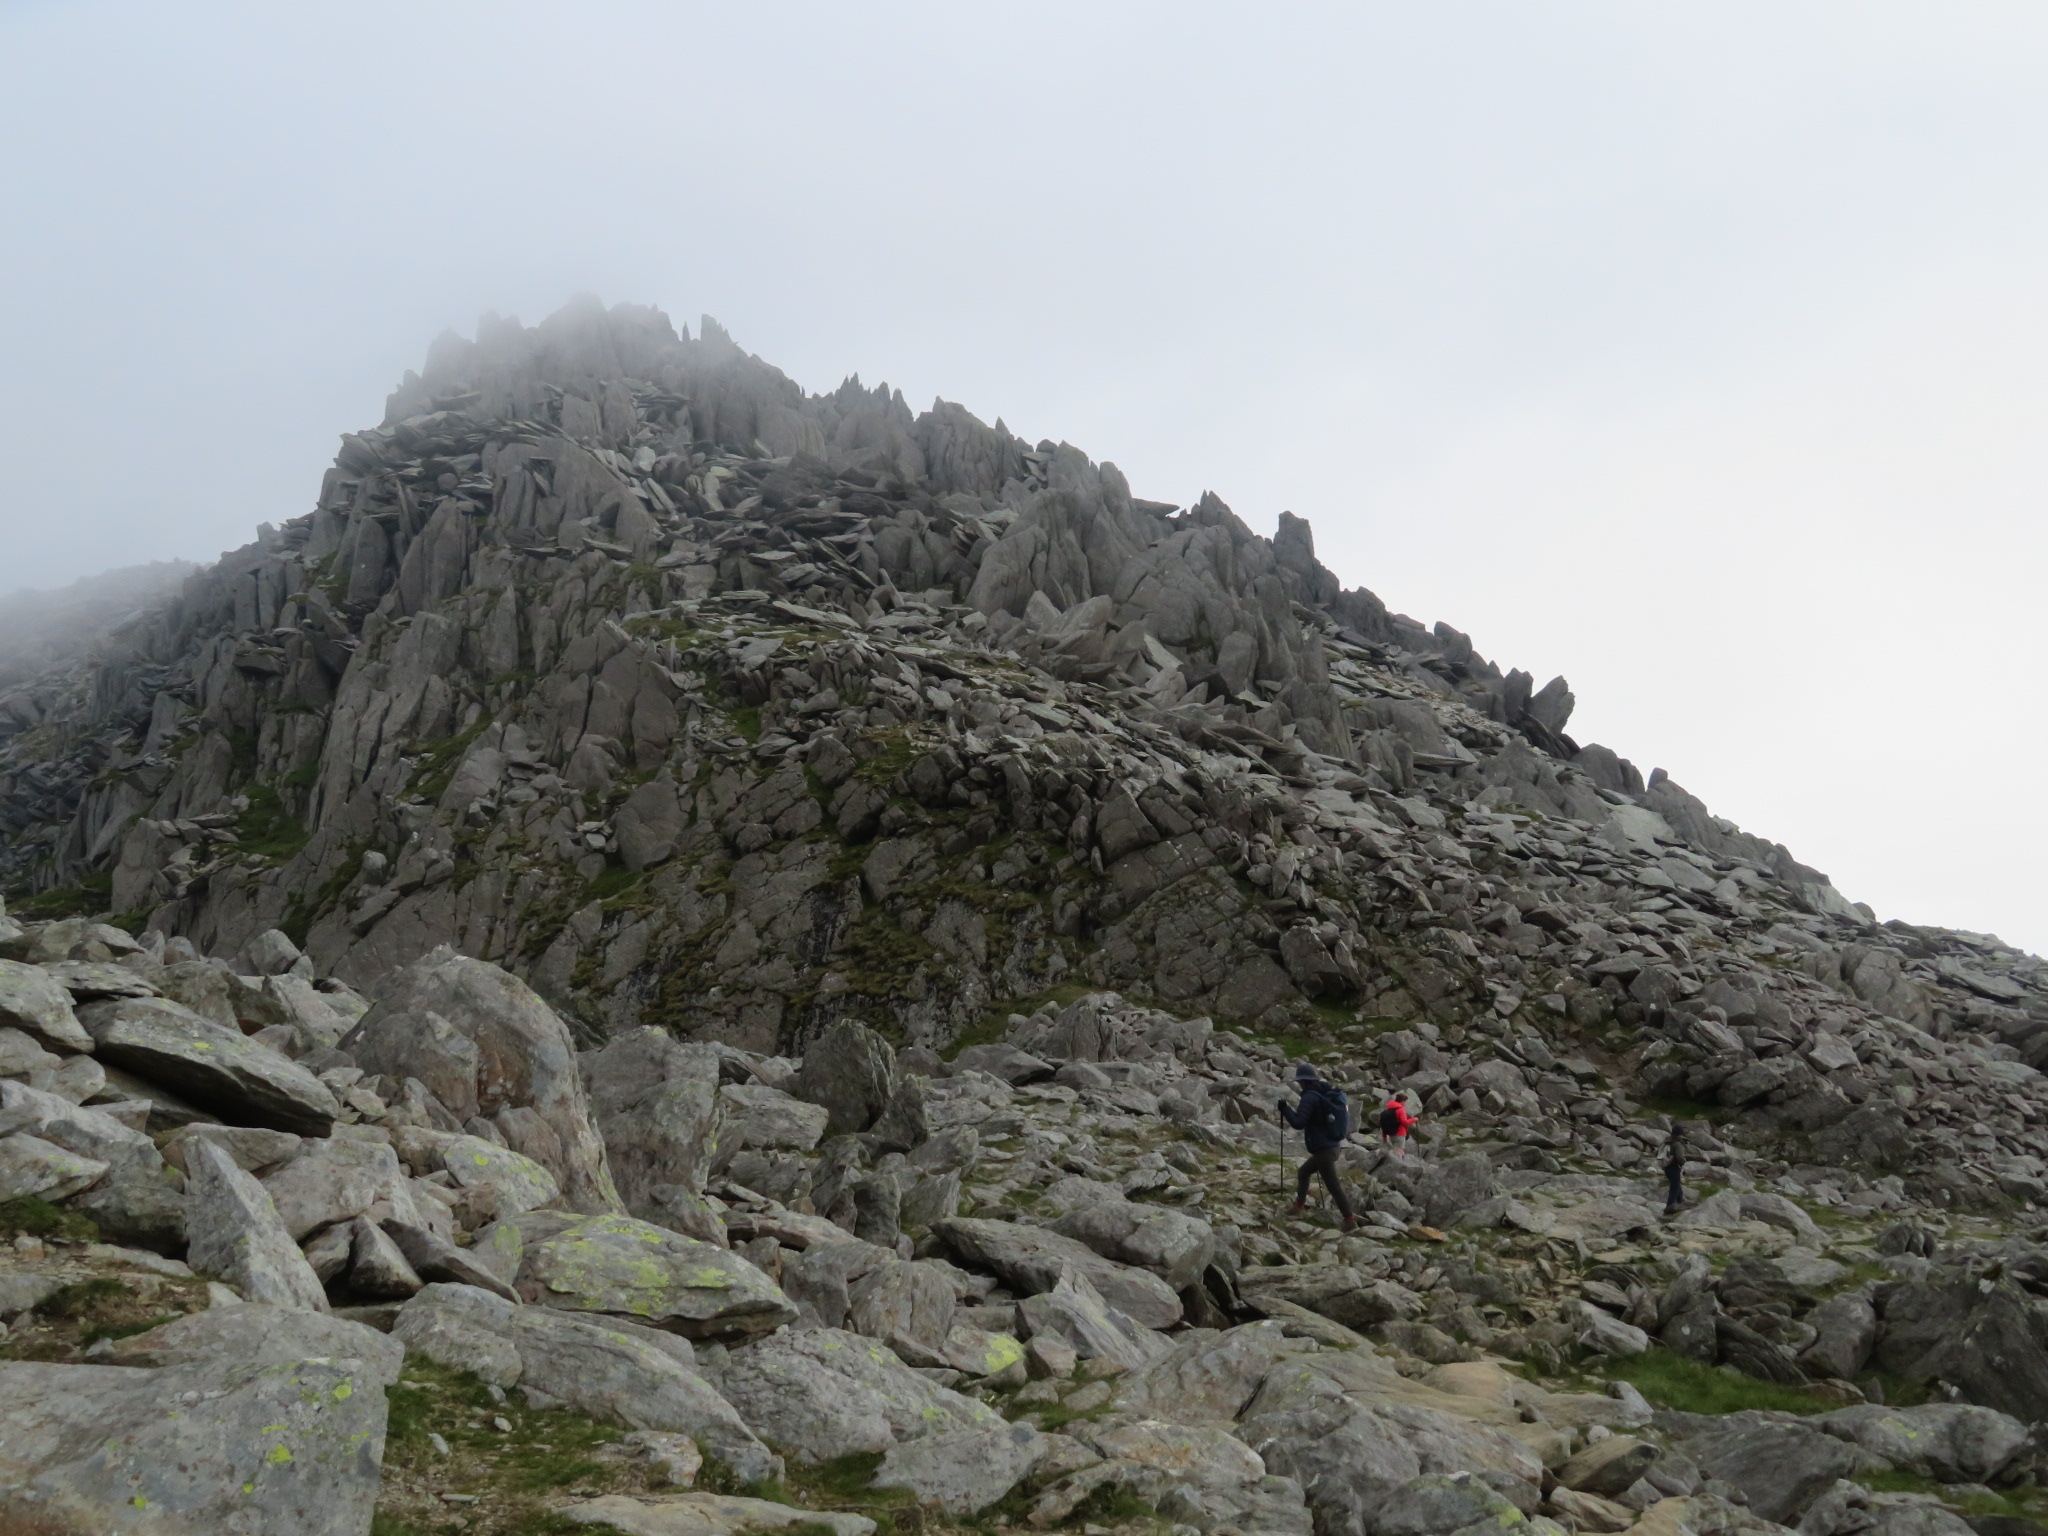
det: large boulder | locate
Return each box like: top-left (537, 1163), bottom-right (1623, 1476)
top-left (707, 1326), bottom-right (1002, 1463)
top-left (933, 1217), bottom-right (1183, 1329)
top-left (559, 1493), bottom-right (873, 1535)
top-left (0, 958), bottom-right (93, 1052)
top-left (789, 1021), bottom-right (898, 1136)
top-left (0, 1352), bottom-right (385, 1534)
top-left (106, 1303), bottom-right (404, 1386)
top-left (483, 1210), bottom-right (796, 1339)
top-left (260, 1136), bottom-right (424, 1241)
top-left (1086, 1418), bottom-right (1314, 1536)
top-left (392, 1283), bottom-right (780, 1483)
top-left (342, 947), bottom-right (618, 1212)
top-left (0, 1080), bottom-right (184, 1251)
top-left (1237, 1347), bottom-right (1543, 1536)
top-left (1874, 1274), bottom-right (2048, 1423)
top-left (1236, 1264), bottom-right (1422, 1331)
top-left (1113, 1320), bottom-right (1308, 1425)
top-left (717, 1083), bottom-right (830, 1154)
top-left (185, 1139), bottom-right (329, 1311)
top-left (846, 1257), bottom-right (958, 1366)
top-left (1809, 1403), bottom-right (2030, 1484)
top-left (1048, 1199), bottom-right (1216, 1291)
top-left (871, 1422), bottom-right (1048, 1514)
top-left (582, 1028), bottom-right (724, 1236)
top-left (79, 995), bottom-right (340, 1135)
top-left (1660, 1409), bottom-right (1880, 1525)
top-left (1019, 1268), bottom-right (1173, 1375)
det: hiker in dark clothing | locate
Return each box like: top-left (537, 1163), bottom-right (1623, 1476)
top-left (1663, 1122), bottom-right (1688, 1215)
top-left (1278, 1063), bottom-right (1358, 1230)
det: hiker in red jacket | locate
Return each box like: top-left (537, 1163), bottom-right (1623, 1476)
top-left (1378, 1094), bottom-right (1418, 1156)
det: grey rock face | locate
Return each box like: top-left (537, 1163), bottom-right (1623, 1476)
top-left (184, 1139), bottom-right (329, 1311)
top-left (0, 1353), bottom-right (385, 1535)
top-left (343, 948), bottom-right (618, 1213)
top-left (718, 1082), bottom-right (830, 1154)
top-left (1809, 1403), bottom-right (2029, 1484)
top-left (393, 1283), bottom-right (780, 1483)
top-left (79, 995), bottom-right (340, 1134)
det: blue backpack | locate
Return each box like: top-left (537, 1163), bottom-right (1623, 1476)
top-left (1311, 1085), bottom-right (1351, 1144)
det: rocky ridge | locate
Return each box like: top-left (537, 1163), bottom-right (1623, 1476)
top-left (0, 301), bottom-right (2046, 1535)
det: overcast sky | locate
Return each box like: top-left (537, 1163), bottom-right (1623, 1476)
top-left (2, 1), bottom-right (2043, 953)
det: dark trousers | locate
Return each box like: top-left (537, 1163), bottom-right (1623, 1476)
top-left (1665, 1163), bottom-right (1684, 1212)
top-left (1296, 1147), bottom-right (1354, 1220)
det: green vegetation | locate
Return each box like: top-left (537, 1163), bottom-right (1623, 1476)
top-left (728, 705), bottom-right (764, 744)
top-left (1, 1270), bottom-right (210, 1362)
top-left (280, 837), bottom-right (369, 948)
top-left (408, 719), bottom-right (494, 805)
top-left (1601, 1348), bottom-right (1838, 1415)
top-left (236, 780), bottom-right (311, 861)
top-left (4, 875), bottom-right (113, 922)
top-left (0, 1196), bottom-right (98, 1243)
top-left (1859, 1469), bottom-right (2047, 1522)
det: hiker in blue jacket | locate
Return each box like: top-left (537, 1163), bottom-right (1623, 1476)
top-left (1278, 1063), bottom-right (1358, 1230)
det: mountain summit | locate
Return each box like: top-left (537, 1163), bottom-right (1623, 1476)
top-left (1, 300), bottom-right (2047, 1536)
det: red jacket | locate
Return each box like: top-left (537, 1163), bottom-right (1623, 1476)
top-left (1383, 1099), bottom-right (1417, 1135)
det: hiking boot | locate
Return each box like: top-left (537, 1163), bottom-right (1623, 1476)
top-left (1340, 1215), bottom-right (1360, 1233)
top-left (1288, 1200), bottom-right (1307, 1214)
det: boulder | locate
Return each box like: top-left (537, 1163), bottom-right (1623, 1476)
top-left (392, 1283), bottom-right (780, 1483)
top-left (1236, 1263), bottom-right (1422, 1331)
top-left (0, 1081), bottom-right (185, 1252)
top-left (105, 1302), bottom-right (404, 1385)
top-left (260, 1136), bottom-right (421, 1241)
top-left (1048, 1199), bottom-right (1216, 1290)
top-left (1018, 1268), bottom-right (1173, 1375)
top-left (0, 958), bottom-right (93, 1052)
top-left (584, 1026), bottom-right (723, 1233)
top-left (429, 1132), bottom-right (561, 1222)
top-left (347, 1216), bottom-right (425, 1298)
top-left (160, 1123), bottom-right (303, 1175)
top-left (1874, 1275), bottom-right (2048, 1423)
top-left (1810, 1403), bottom-right (2029, 1484)
top-left (707, 1325), bottom-right (1001, 1463)
top-left (717, 1083), bottom-right (829, 1153)
top-left (933, 1217), bottom-right (1183, 1328)
top-left (184, 1140), bottom-right (329, 1311)
top-left (1800, 1292), bottom-right (1878, 1381)
top-left (871, 1421), bottom-right (1048, 1514)
top-left (846, 1257), bottom-right (956, 1365)
top-left (341, 947), bottom-right (617, 1212)
top-left (1559, 1434), bottom-right (1661, 1495)
top-left (1113, 1320), bottom-right (1306, 1424)
top-left (0, 1353), bottom-right (384, 1534)
top-left (789, 1020), bottom-right (898, 1136)
top-left (1661, 1409), bottom-right (1878, 1524)
top-left (78, 995), bottom-right (340, 1135)
top-left (506, 1211), bottom-right (797, 1338)
top-left (0, 1132), bottom-right (106, 1201)
top-left (1086, 1418), bottom-right (1313, 1536)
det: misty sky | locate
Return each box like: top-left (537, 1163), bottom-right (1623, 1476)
top-left (2, 2), bottom-right (2044, 953)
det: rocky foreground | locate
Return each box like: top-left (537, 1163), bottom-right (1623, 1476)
top-left (0, 300), bottom-right (2046, 1535)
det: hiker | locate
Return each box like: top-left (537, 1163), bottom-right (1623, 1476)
top-left (1379, 1093), bottom-right (1418, 1156)
top-left (1277, 1063), bottom-right (1357, 1230)
top-left (1663, 1122), bottom-right (1688, 1215)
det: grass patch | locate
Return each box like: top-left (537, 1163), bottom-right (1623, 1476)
top-left (2, 1270), bottom-right (210, 1362)
top-left (377, 1359), bottom-right (693, 1534)
top-left (1860, 1470), bottom-right (2045, 1522)
top-left (236, 780), bottom-right (311, 862)
top-left (1602, 1348), bottom-right (1838, 1415)
top-left (4, 875), bottom-right (114, 922)
top-left (0, 1196), bottom-right (98, 1243)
